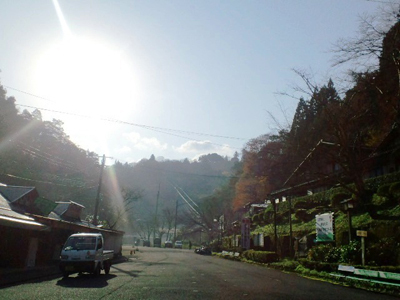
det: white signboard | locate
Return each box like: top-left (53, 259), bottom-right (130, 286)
top-left (316, 212), bottom-right (334, 242)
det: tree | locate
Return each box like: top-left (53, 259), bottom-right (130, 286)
top-left (100, 188), bottom-right (142, 229)
top-left (331, 7), bottom-right (399, 73)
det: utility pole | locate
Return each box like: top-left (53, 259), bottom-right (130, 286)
top-left (93, 154), bottom-right (106, 226)
top-left (153, 183), bottom-right (160, 245)
top-left (174, 198), bottom-right (178, 241)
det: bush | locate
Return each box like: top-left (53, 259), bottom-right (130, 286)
top-left (307, 243), bottom-right (335, 262)
top-left (377, 183), bottom-right (392, 198)
top-left (307, 240), bottom-right (361, 264)
top-left (242, 250), bottom-right (278, 264)
top-left (338, 240), bottom-right (361, 264)
top-left (367, 237), bottom-right (399, 266)
top-left (389, 182), bottom-right (400, 203)
top-left (371, 194), bottom-right (391, 206)
top-left (270, 259), bottom-right (299, 271)
top-left (297, 259), bottom-right (338, 273)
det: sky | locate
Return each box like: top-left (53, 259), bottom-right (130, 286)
top-left (0, 0), bottom-right (392, 164)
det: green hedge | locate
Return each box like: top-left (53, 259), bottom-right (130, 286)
top-left (242, 250), bottom-right (278, 264)
top-left (298, 259), bottom-right (339, 273)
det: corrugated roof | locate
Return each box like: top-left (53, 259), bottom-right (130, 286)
top-left (0, 185), bottom-right (36, 203)
top-left (0, 207), bottom-right (49, 231)
top-left (53, 202), bottom-right (70, 216)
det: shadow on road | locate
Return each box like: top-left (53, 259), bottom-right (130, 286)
top-left (56, 273), bottom-right (116, 288)
top-left (111, 264), bottom-right (142, 278)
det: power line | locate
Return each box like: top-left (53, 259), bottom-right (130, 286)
top-left (173, 185), bottom-right (200, 216)
top-left (2, 173), bottom-right (89, 187)
top-left (20, 147), bottom-right (80, 172)
top-left (17, 103), bottom-right (244, 150)
top-left (7, 87), bottom-right (247, 141)
top-left (4, 86), bottom-right (54, 102)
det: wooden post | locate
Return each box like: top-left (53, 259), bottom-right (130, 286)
top-left (357, 230), bottom-right (367, 266)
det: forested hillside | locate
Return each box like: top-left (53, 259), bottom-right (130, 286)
top-left (0, 90), bottom-right (237, 232)
top-left (232, 14), bottom-right (400, 210)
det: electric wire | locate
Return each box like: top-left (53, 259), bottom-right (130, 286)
top-left (2, 173), bottom-right (86, 187)
top-left (13, 102), bottom-right (247, 141)
top-left (176, 186), bottom-right (199, 208)
top-left (16, 103), bottom-right (244, 150)
top-left (17, 140), bottom-right (80, 168)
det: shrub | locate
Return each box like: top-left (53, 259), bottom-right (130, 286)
top-left (307, 243), bottom-right (335, 262)
top-left (377, 183), bottom-right (392, 198)
top-left (242, 250), bottom-right (278, 263)
top-left (295, 264), bottom-right (311, 276)
top-left (389, 182), bottom-right (400, 203)
top-left (338, 240), bottom-right (361, 264)
top-left (371, 194), bottom-right (391, 206)
top-left (307, 241), bottom-right (361, 264)
top-left (299, 259), bottom-right (338, 273)
top-left (367, 237), bottom-right (399, 266)
top-left (270, 259), bottom-right (299, 271)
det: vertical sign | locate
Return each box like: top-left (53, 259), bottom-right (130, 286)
top-left (316, 212), bottom-right (334, 242)
top-left (241, 218), bottom-right (251, 250)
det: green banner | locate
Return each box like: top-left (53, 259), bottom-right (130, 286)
top-left (316, 213), bottom-right (334, 242)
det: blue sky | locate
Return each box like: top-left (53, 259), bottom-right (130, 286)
top-left (0, 0), bottom-right (389, 163)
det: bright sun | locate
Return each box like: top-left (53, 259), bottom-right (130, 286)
top-left (35, 36), bottom-right (137, 120)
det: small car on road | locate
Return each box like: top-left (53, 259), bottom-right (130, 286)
top-left (174, 240), bottom-right (183, 249)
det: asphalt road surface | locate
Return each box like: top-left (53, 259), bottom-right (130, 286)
top-left (0, 247), bottom-right (397, 300)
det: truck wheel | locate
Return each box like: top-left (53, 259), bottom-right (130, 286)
top-left (94, 264), bottom-right (101, 277)
top-left (104, 262), bottom-right (111, 275)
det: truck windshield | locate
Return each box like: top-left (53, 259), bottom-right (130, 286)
top-left (63, 236), bottom-right (97, 251)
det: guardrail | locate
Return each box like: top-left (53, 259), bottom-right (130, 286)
top-left (221, 251), bottom-right (240, 258)
top-left (331, 265), bottom-right (400, 287)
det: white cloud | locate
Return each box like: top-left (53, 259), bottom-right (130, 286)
top-left (175, 140), bottom-right (215, 153)
top-left (122, 132), bottom-right (168, 151)
top-left (174, 140), bottom-right (235, 160)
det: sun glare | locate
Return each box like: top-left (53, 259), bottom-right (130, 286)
top-left (34, 36), bottom-right (137, 120)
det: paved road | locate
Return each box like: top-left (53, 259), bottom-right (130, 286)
top-left (0, 247), bottom-right (397, 300)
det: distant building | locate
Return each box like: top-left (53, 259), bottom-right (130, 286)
top-left (0, 183), bottom-right (123, 269)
